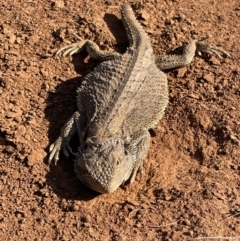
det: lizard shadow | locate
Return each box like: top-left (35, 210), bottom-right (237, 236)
top-left (103, 13), bottom-right (129, 49)
top-left (44, 56), bottom-right (101, 200)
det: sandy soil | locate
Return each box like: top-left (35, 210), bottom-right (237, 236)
top-left (0, 0), bottom-right (240, 240)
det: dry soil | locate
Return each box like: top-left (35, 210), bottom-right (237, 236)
top-left (0, 0), bottom-right (240, 240)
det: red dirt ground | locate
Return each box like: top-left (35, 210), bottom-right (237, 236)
top-left (0, 0), bottom-right (239, 240)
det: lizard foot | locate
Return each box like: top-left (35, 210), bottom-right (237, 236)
top-left (196, 36), bottom-right (230, 59)
top-left (48, 112), bottom-right (80, 164)
top-left (55, 34), bottom-right (87, 56)
top-left (49, 137), bottom-right (74, 165)
top-left (129, 160), bottom-right (144, 184)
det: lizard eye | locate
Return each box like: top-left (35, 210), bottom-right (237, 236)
top-left (116, 159), bottom-right (121, 166)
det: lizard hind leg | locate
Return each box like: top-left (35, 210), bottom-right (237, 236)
top-left (155, 37), bottom-right (230, 70)
top-left (55, 33), bottom-right (121, 60)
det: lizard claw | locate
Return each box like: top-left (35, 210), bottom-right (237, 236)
top-left (49, 137), bottom-right (62, 165)
top-left (55, 34), bottom-right (87, 56)
top-left (48, 137), bottom-right (73, 165)
top-left (129, 160), bottom-right (144, 184)
top-left (196, 40), bottom-right (230, 59)
top-left (55, 42), bottom-right (85, 56)
top-left (48, 137), bottom-right (62, 165)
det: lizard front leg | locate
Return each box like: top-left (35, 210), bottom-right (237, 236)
top-left (49, 111), bottom-right (83, 164)
top-left (128, 130), bottom-right (151, 184)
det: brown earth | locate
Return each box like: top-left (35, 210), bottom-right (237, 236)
top-left (0, 0), bottom-right (240, 240)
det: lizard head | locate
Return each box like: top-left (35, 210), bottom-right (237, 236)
top-left (74, 138), bottom-right (136, 193)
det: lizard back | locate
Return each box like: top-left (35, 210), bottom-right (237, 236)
top-left (78, 5), bottom-right (168, 143)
